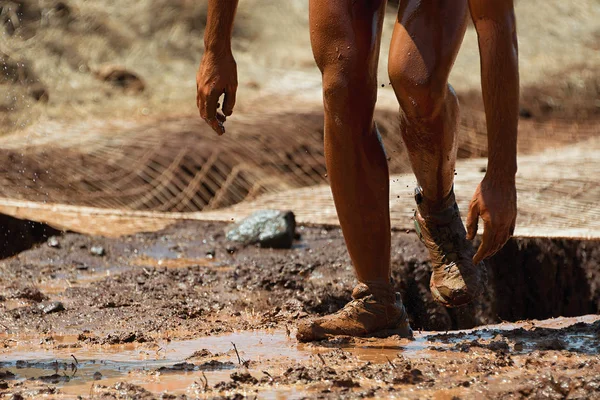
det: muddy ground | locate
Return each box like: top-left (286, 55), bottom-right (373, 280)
top-left (0, 219), bottom-right (599, 398)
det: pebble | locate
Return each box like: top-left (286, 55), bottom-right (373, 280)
top-left (90, 245), bottom-right (105, 256)
top-left (41, 301), bottom-right (65, 314)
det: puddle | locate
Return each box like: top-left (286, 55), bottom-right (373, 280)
top-left (1, 316), bottom-right (599, 398)
top-left (0, 330), bottom-right (317, 398)
top-left (130, 255), bottom-right (230, 271)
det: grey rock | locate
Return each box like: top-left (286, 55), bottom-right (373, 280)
top-left (41, 301), bottom-right (65, 314)
top-left (47, 237), bottom-right (60, 248)
top-left (90, 245), bottom-right (105, 256)
top-left (226, 210), bottom-right (296, 249)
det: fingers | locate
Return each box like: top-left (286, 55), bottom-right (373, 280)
top-left (466, 199), bottom-right (479, 240)
top-left (473, 221), bottom-right (493, 265)
top-left (474, 223), bottom-right (513, 264)
top-left (198, 87), bottom-right (225, 135)
top-left (222, 86), bottom-right (237, 116)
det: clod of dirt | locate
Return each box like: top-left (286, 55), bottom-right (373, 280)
top-left (90, 245), bottom-right (105, 256)
top-left (0, 371), bottom-right (15, 380)
top-left (157, 362), bottom-right (196, 372)
top-left (514, 341), bottom-right (525, 351)
top-left (332, 378), bottom-right (360, 388)
top-left (0, 381), bottom-right (8, 389)
top-left (74, 261), bottom-right (88, 270)
top-left (100, 331), bottom-right (149, 345)
top-left (13, 286), bottom-right (47, 302)
top-left (197, 360), bottom-right (235, 371)
top-left (226, 210), bottom-right (297, 249)
top-left (111, 382), bottom-right (154, 399)
top-left (94, 65), bottom-right (145, 93)
top-left (230, 371), bottom-right (258, 384)
top-left (9, 393), bottom-right (23, 400)
top-left (40, 301), bottom-right (64, 314)
top-left (93, 371), bottom-right (102, 380)
top-left (47, 236), bottom-right (60, 248)
top-left (36, 373), bottom-right (70, 383)
top-left (487, 340), bottom-right (510, 353)
top-left (392, 368), bottom-right (426, 385)
top-left (186, 349), bottom-right (213, 359)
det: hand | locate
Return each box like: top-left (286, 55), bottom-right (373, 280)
top-left (196, 50), bottom-right (238, 135)
top-left (466, 175), bottom-right (517, 264)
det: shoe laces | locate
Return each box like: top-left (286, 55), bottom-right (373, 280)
top-left (427, 216), bottom-right (463, 266)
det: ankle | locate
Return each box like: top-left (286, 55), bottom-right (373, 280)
top-left (353, 281), bottom-right (395, 302)
top-left (415, 186), bottom-right (456, 220)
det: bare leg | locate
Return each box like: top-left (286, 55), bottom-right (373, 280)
top-left (388, 0), bottom-right (469, 207)
top-left (388, 0), bottom-right (486, 307)
top-left (297, 0), bottom-right (412, 341)
top-left (310, 0), bottom-right (390, 288)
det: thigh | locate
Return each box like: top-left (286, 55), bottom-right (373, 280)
top-left (388, 0), bottom-right (469, 90)
top-left (309, 0), bottom-right (387, 79)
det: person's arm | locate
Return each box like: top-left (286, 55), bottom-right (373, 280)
top-left (196, 0), bottom-right (239, 135)
top-left (466, 0), bottom-right (519, 263)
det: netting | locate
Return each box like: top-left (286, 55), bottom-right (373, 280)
top-left (0, 106), bottom-right (596, 213)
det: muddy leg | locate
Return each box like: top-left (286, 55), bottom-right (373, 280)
top-left (388, 0), bottom-right (486, 307)
top-left (297, 0), bottom-right (412, 342)
top-left (388, 0), bottom-right (469, 205)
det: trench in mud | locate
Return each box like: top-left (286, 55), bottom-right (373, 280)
top-left (2, 315), bottom-right (599, 397)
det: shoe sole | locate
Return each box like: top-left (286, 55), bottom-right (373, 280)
top-left (429, 277), bottom-right (473, 308)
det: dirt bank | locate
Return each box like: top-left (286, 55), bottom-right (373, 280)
top-left (1, 219), bottom-right (598, 337)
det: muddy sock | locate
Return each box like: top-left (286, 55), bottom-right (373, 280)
top-left (352, 282), bottom-right (396, 303)
top-left (415, 186), bottom-right (456, 218)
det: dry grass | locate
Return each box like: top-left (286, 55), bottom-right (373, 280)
top-left (0, 0), bottom-right (599, 136)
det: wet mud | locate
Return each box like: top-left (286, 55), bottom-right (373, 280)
top-left (1, 220), bottom-right (599, 398)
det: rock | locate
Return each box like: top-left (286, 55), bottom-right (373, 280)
top-left (90, 245), bottom-right (105, 256)
top-left (41, 301), bottom-right (65, 314)
top-left (93, 371), bottom-right (102, 380)
top-left (226, 210), bottom-right (296, 249)
top-left (0, 381), bottom-right (8, 389)
top-left (74, 262), bottom-right (89, 270)
top-left (47, 236), bottom-right (60, 248)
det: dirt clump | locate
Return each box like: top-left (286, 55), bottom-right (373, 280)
top-left (94, 65), bottom-right (146, 93)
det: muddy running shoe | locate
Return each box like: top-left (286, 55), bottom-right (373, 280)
top-left (296, 283), bottom-right (412, 342)
top-left (413, 186), bottom-right (486, 308)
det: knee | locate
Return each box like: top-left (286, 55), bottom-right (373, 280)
top-left (318, 51), bottom-right (377, 111)
top-left (388, 65), bottom-right (450, 120)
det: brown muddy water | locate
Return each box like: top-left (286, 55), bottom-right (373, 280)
top-left (1, 219), bottom-right (599, 398)
top-left (2, 316), bottom-right (600, 398)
